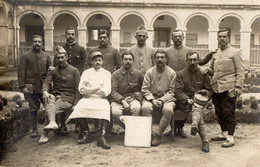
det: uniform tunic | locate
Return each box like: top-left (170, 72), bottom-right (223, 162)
top-left (85, 45), bottom-right (121, 73)
top-left (127, 44), bottom-right (156, 75)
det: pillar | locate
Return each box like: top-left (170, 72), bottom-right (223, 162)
top-left (240, 28), bottom-right (251, 67)
top-left (147, 27), bottom-right (154, 47)
top-left (208, 28), bottom-right (218, 50)
top-left (182, 28), bottom-right (187, 46)
top-left (44, 26), bottom-right (54, 63)
top-left (111, 27), bottom-right (120, 50)
top-left (77, 26), bottom-right (87, 48)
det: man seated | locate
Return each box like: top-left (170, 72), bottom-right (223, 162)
top-left (141, 49), bottom-right (176, 147)
top-left (66, 51), bottom-right (111, 149)
top-left (111, 51), bottom-right (143, 133)
top-left (175, 51), bottom-right (212, 152)
top-left (39, 46), bottom-right (80, 144)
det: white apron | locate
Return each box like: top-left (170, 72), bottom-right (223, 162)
top-left (66, 97), bottom-right (110, 124)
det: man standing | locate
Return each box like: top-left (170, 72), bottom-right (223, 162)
top-left (111, 51), bottom-right (143, 130)
top-left (210, 29), bottom-right (245, 148)
top-left (54, 27), bottom-right (87, 74)
top-left (127, 24), bottom-right (156, 75)
top-left (39, 46), bottom-right (80, 144)
top-left (175, 51), bottom-right (212, 152)
top-left (66, 51), bottom-right (112, 149)
top-left (142, 50), bottom-right (176, 146)
top-left (165, 29), bottom-right (193, 138)
top-left (18, 35), bottom-right (51, 138)
top-left (85, 29), bottom-right (121, 73)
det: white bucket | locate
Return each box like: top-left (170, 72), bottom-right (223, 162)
top-left (120, 116), bottom-right (152, 148)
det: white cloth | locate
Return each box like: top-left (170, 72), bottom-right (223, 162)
top-left (66, 68), bottom-right (111, 123)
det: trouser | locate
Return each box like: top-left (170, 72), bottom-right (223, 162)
top-left (212, 92), bottom-right (237, 135)
top-left (24, 93), bottom-right (43, 131)
top-left (142, 100), bottom-right (175, 136)
top-left (77, 118), bottom-right (90, 132)
top-left (191, 106), bottom-right (207, 142)
top-left (111, 98), bottom-right (141, 128)
top-left (45, 98), bottom-right (72, 125)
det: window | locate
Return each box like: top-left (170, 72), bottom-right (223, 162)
top-left (87, 27), bottom-right (110, 46)
top-left (123, 31), bottom-right (131, 44)
top-left (235, 35), bottom-right (240, 45)
top-left (186, 33), bottom-right (198, 45)
top-left (153, 28), bottom-right (170, 47)
top-left (251, 34), bottom-right (255, 45)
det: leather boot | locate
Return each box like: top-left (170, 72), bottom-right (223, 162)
top-left (77, 130), bottom-right (92, 144)
top-left (201, 141), bottom-right (210, 152)
top-left (97, 120), bottom-right (111, 149)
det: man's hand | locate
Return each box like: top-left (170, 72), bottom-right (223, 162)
top-left (187, 98), bottom-right (194, 105)
top-left (121, 100), bottom-right (130, 114)
top-left (43, 91), bottom-right (55, 105)
top-left (152, 99), bottom-right (163, 108)
top-left (22, 87), bottom-right (30, 94)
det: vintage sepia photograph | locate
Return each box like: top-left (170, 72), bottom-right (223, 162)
top-left (0, 0), bottom-right (260, 166)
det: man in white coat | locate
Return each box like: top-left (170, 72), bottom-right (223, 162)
top-left (66, 51), bottom-right (112, 149)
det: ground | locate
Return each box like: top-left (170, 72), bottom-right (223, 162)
top-left (1, 123), bottom-right (260, 167)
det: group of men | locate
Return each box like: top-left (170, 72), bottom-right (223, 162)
top-left (18, 25), bottom-right (244, 152)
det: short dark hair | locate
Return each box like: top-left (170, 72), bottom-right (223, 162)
top-left (65, 27), bottom-right (76, 34)
top-left (154, 49), bottom-right (168, 59)
top-left (171, 29), bottom-right (184, 37)
top-left (99, 29), bottom-right (110, 38)
top-left (32, 35), bottom-right (43, 41)
top-left (186, 51), bottom-right (200, 60)
top-left (218, 28), bottom-right (230, 38)
top-left (121, 51), bottom-right (134, 60)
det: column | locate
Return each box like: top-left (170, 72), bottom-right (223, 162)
top-left (111, 27), bottom-right (120, 50)
top-left (44, 26), bottom-right (54, 63)
top-left (182, 28), bottom-right (187, 46)
top-left (208, 28), bottom-right (218, 50)
top-left (240, 28), bottom-right (251, 67)
top-left (77, 26), bottom-right (87, 48)
top-left (147, 27), bottom-right (154, 47)
top-left (16, 25), bottom-right (20, 66)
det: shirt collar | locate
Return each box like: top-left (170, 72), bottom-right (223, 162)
top-left (66, 41), bottom-right (76, 46)
top-left (121, 66), bottom-right (134, 75)
top-left (99, 44), bottom-right (109, 49)
top-left (174, 44), bottom-right (183, 50)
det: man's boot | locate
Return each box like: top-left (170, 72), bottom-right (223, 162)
top-left (78, 130), bottom-right (92, 144)
top-left (39, 130), bottom-right (50, 145)
top-left (201, 141), bottom-right (210, 152)
top-left (30, 111), bottom-right (38, 138)
top-left (97, 120), bottom-right (111, 149)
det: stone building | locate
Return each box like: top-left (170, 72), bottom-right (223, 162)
top-left (1, 0), bottom-right (260, 68)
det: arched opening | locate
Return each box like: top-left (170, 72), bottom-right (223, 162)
top-left (86, 14), bottom-right (112, 48)
top-left (186, 15), bottom-right (209, 57)
top-left (250, 17), bottom-right (260, 67)
top-left (0, 6), bottom-right (7, 67)
top-left (219, 16), bottom-right (241, 47)
top-left (153, 15), bottom-right (177, 48)
top-left (53, 14), bottom-right (78, 47)
top-left (119, 14), bottom-right (144, 50)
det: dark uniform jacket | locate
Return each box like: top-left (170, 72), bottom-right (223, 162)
top-left (42, 64), bottom-right (80, 105)
top-left (18, 49), bottom-right (51, 93)
top-left (175, 67), bottom-right (212, 110)
top-left (85, 44), bottom-right (122, 73)
top-left (54, 42), bottom-right (87, 74)
top-left (111, 67), bottom-right (143, 103)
